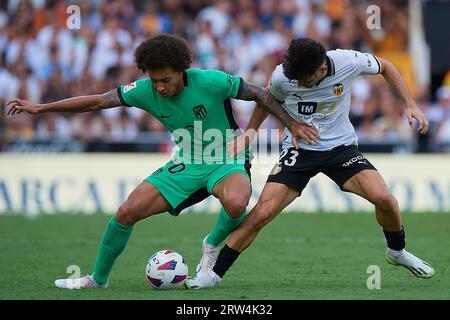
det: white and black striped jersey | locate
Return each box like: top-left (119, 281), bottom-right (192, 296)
top-left (268, 49), bottom-right (381, 151)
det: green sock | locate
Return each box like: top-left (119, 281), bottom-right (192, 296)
top-left (92, 216), bottom-right (133, 285)
top-left (207, 207), bottom-right (247, 247)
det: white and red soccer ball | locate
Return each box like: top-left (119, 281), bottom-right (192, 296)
top-left (145, 250), bottom-right (188, 289)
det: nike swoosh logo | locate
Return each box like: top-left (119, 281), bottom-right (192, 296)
top-left (161, 114), bottom-right (172, 118)
top-left (358, 161), bottom-right (367, 164)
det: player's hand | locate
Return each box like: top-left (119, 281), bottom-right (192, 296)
top-left (406, 103), bottom-right (429, 134)
top-left (226, 130), bottom-right (256, 158)
top-left (290, 123), bottom-right (320, 149)
top-left (7, 98), bottom-right (41, 115)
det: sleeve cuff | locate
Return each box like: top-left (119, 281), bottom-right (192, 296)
top-left (116, 87), bottom-right (132, 107)
top-left (236, 77), bottom-right (244, 99)
top-left (373, 55), bottom-right (382, 74)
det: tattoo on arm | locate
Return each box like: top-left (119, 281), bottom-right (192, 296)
top-left (239, 81), bottom-right (265, 101)
top-left (101, 90), bottom-right (122, 108)
top-left (240, 81), bottom-right (294, 129)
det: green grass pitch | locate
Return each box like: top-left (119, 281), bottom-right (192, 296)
top-left (1, 213), bottom-right (449, 300)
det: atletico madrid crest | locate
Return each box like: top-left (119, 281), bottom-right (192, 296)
top-left (192, 104), bottom-right (207, 119)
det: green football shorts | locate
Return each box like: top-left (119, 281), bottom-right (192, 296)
top-left (145, 159), bottom-right (251, 215)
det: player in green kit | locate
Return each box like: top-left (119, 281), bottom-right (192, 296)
top-left (7, 34), bottom-right (314, 289)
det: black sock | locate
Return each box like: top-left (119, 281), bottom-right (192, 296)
top-left (383, 226), bottom-right (405, 250)
top-left (213, 244), bottom-right (240, 278)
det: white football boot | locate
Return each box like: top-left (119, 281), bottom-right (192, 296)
top-left (196, 235), bottom-right (219, 273)
top-left (185, 268), bottom-right (221, 289)
top-left (54, 274), bottom-right (108, 289)
top-left (386, 248), bottom-right (435, 279)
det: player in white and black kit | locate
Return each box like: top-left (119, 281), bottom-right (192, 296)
top-left (186, 38), bottom-right (434, 289)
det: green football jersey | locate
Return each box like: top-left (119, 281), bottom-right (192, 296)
top-left (117, 69), bottom-right (243, 163)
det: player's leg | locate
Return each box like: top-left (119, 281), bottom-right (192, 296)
top-left (186, 147), bottom-right (315, 288)
top-left (91, 181), bottom-right (172, 285)
top-left (185, 182), bottom-right (299, 289)
top-left (214, 182), bottom-right (299, 274)
top-left (55, 181), bottom-right (172, 289)
top-left (341, 170), bottom-right (401, 231)
top-left (210, 172), bottom-right (251, 245)
top-left (55, 159), bottom-right (211, 289)
top-left (341, 169), bottom-right (434, 278)
top-left (220, 147), bottom-right (313, 253)
top-left (194, 168), bottom-right (251, 273)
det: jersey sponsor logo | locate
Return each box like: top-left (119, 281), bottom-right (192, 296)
top-left (342, 155), bottom-right (367, 167)
top-left (123, 81), bottom-right (137, 93)
top-left (297, 102), bottom-right (317, 115)
top-left (333, 83), bottom-right (344, 96)
top-left (192, 104), bottom-right (208, 119)
top-left (297, 101), bottom-right (337, 115)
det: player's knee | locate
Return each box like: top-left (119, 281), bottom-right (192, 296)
top-left (222, 194), bottom-right (249, 219)
top-left (374, 193), bottom-right (398, 212)
top-left (223, 199), bottom-right (248, 219)
top-left (116, 203), bottom-right (137, 226)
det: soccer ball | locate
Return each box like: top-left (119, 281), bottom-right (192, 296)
top-left (145, 250), bottom-right (188, 289)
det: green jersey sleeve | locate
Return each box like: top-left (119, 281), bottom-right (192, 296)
top-left (203, 70), bottom-right (243, 100)
top-left (116, 79), bottom-right (151, 108)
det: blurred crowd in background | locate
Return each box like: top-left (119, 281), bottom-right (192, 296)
top-left (1, 0), bottom-right (449, 152)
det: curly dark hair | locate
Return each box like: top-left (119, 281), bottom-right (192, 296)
top-left (282, 38), bottom-right (327, 80)
top-left (134, 34), bottom-right (192, 72)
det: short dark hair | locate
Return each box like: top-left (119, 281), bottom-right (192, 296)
top-left (282, 38), bottom-right (327, 80)
top-left (134, 34), bottom-right (192, 72)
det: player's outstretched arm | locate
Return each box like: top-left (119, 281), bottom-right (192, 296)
top-left (378, 58), bottom-right (429, 134)
top-left (7, 89), bottom-right (122, 116)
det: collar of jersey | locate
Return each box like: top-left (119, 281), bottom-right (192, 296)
top-left (315, 55), bottom-right (335, 86)
top-left (182, 71), bottom-right (189, 87)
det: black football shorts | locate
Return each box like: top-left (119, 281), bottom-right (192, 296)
top-left (266, 144), bottom-right (377, 194)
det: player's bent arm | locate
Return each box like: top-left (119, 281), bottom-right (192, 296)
top-left (378, 58), bottom-right (415, 106)
top-left (7, 89), bottom-right (122, 115)
top-left (239, 80), bottom-right (295, 131)
top-left (378, 58), bottom-right (429, 134)
top-left (239, 81), bottom-right (320, 146)
top-left (228, 105), bottom-right (269, 156)
top-left (239, 105), bottom-right (269, 149)
top-left (246, 105), bottom-right (269, 132)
